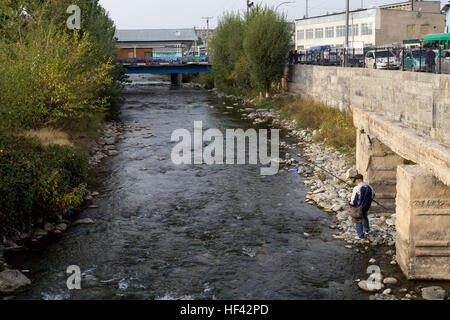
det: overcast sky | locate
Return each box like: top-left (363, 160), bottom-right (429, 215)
top-left (98, 0), bottom-right (449, 29)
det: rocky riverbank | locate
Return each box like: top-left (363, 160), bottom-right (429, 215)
top-left (205, 87), bottom-right (448, 301)
top-left (0, 121), bottom-right (124, 296)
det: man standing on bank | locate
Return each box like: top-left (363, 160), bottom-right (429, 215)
top-left (349, 174), bottom-right (375, 240)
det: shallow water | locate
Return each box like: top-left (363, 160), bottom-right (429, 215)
top-left (10, 77), bottom-right (447, 300)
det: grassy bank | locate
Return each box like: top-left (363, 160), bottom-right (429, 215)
top-left (269, 95), bottom-right (356, 158)
top-left (0, 134), bottom-right (87, 237)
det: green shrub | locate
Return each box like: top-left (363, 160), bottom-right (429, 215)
top-left (194, 72), bottom-right (216, 89)
top-left (0, 134), bottom-right (87, 236)
top-left (274, 96), bottom-right (356, 156)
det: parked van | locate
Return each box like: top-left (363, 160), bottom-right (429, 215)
top-left (436, 49), bottom-right (450, 74)
top-left (400, 49), bottom-right (428, 72)
top-left (365, 50), bottom-right (400, 69)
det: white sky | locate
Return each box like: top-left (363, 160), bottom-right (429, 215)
top-left (98, 0), bottom-right (449, 29)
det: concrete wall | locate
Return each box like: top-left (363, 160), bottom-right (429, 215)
top-left (288, 65), bottom-right (450, 145)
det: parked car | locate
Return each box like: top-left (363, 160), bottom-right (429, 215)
top-left (365, 50), bottom-right (400, 69)
top-left (400, 49), bottom-right (428, 72)
top-left (346, 54), bottom-right (364, 67)
top-left (436, 49), bottom-right (450, 74)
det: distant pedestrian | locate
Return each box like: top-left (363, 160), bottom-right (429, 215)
top-left (294, 50), bottom-right (299, 64)
top-left (426, 48), bottom-right (436, 73)
top-left (288, 50), bottom-right (294, 65)
top-left (349, 174), bottom-right (375, 240)
top-left (323, 48), bottom-right (329, 61)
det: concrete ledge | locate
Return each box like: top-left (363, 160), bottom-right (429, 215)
top-left (396, 165), bottom-right (450, 280)
top-left (354, 107), bottom-right (450, 187)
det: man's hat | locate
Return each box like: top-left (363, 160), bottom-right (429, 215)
top-left (351, 174), bottom-right (364, 183)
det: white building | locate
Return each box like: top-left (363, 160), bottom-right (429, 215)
top-left (295, 0), bottom-right (445, 50)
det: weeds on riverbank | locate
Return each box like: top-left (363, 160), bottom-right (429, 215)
top-left (0, 134), bottom-right (87, 236)
top-left (256, 95), bottom-right (356, 159)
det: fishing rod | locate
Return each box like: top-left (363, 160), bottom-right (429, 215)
top-left (291, 153), bottom-right (391, 211)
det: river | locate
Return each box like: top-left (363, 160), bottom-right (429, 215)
top-left (9, 76), bottom-right (385, 300)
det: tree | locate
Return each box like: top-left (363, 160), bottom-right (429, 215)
top-left (208, 12), bottom-right (247, 87)
top-left (243, 7), bottom-right (290, 98)
top-left (207, 6), bottom-right (290, 98)
top-left (0, 0), bottom-right (126, 129)
top-left (0, 0), bottom-right (116, 129)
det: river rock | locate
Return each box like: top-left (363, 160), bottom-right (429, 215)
top-left (107, 150), bottom-right (119, 156)
top-left (55, 223), bottom-right (68, 232)
top-left (358, 280), bottom-right (384, 293)
top-left (336, 211), bottom-right (348, 221)
top-left (0, 270), bottom-right (31, 295)
top-left (346, 167), bottom-right (358, 180)
top-left (383, 277), bottom-right (398, 285)
top-left (33, 229), bottom-right (48, 237)
top-left (73, 218), bottom-right (95, 226)
top-left (44, 223), bottom-right (55, 232)
top-left (421, 286), bottom-right (448, 300)
top-left (382, 288), bottom-right (392, 295)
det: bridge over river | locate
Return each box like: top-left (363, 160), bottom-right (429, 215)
top-left (117, 60), bottom-right (213, 84)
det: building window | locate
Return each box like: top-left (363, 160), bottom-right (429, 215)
top-left (336, 25), bottom-right (346, 37)
top-left (349, 24), bottom-right (359, 37)
top-left (407, 24), bottom-right (416, 34)
top-left (325, 27), bottom-right (334, 38)
top-left (306, 29), bottom-right (314, 39)
top-left (361, 23), bottom-right (373, 35)
top-left (297, 29), bottom-right (304, 40)
top-left (315, 28), bottom-right (323, 39)
top-left (420, 24), bottom-right (430, 34)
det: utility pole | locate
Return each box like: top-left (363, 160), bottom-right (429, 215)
top-left (306, 0), bottom-right (308, 18)
top-left (246, 0), bottom-right (254, 15)
top-left (202, 16), bottom-right (213, 46)
top-left (345, 0), bottom-right (349, 67)
top-left (411, 0), bottom-right (414, 12)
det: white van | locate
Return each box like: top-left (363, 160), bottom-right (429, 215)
top-left (365, 50), bottom-right (400, 69)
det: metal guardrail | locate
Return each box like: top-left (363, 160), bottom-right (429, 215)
top-left (116, 56), bottom-right (209, 66)
top-left (288, 46), bottom-right (449, 74)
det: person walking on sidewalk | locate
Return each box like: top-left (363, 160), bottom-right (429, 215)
top-left (349, 174), bottom-right (375, 240)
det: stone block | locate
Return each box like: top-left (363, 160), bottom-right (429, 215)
top-left (396, 165), bottom-right (450, 280)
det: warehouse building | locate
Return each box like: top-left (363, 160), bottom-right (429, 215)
top-left (115, 29), bottom-right (198, 60)
top-left (294, 0), bottom-right (445, 49)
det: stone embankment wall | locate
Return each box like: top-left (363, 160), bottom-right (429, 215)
top-left (287, 65), bottom-right (450, 145)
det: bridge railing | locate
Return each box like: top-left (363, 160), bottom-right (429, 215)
top-left (116, 56), bottom-right (209, 66)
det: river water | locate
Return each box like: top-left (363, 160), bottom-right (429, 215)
top-left (10, 76), bottom-right (389, 300)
